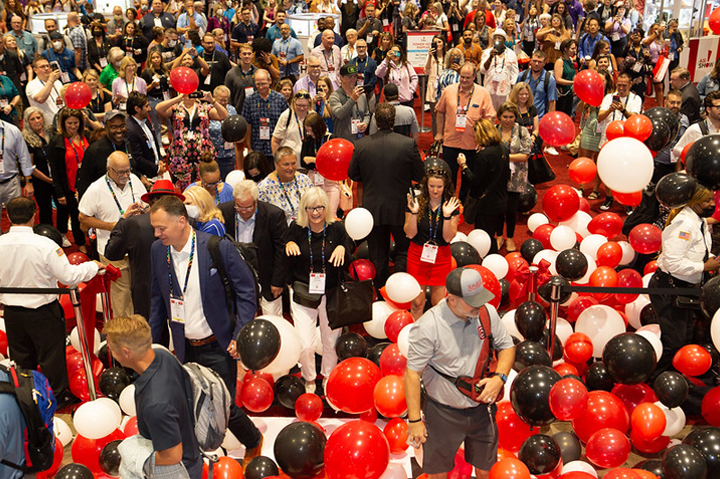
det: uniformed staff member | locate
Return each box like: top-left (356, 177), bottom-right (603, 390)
top-left (0, 197), bottom-right (104, 408)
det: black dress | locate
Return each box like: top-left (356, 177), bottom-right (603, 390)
top-left (27, 136), bottom-right (64, 228)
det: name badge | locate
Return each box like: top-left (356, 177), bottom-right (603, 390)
top-left (611, 32), bottom-right (620, 42)
top-left (163, 91), bottom-right (171, 101)
top-left (668, 52), bottom-right (675, 61)
top-left (383, 18), bottom-right (389, 26)
top-left (632, 62), bottom-right (642, 72)
top-left (204, 73), bottom-right (212, 85)
top-left (170, 297), bottom-right (185, 323)
top-left (309, 272), bottom-right (326, 294)
top-left (260, 117), bottom-right (271, 140)
top-left (555, 41), bottom-right (561, 50)
top-left (367, 34), bottom-right (374, 43)
top-left (224, 141), bottom-right (235, 150)
top-left (100, 57), bottom-right (108, 67)
top-left (351, 119), bottom-right (361, 134)
top-left (154, 17), bottom-right (163, 26)
top-left (245, 86), bottom-right (254, 97)
top-left (56, 96), bottom-right (65, 107)
top-left (19, 72), bottom-right (27, 82)
top-left (119, 100), bottom-right (127, 110)
top-left (60, 71), bottom-right (70, 84)
top-left (452, 23), bottom-right (459, 31)
top-left (455, 113), bottom-right (467, 132)
top-left (421, 242), bottom-right (438, 264)
top-left (314, 171), bottom-right (325, 185)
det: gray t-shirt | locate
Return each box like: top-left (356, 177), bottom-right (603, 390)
top-left (369, 103), bottom-right (419, 136)
top-left (407, 299), bottom-right (514, 409)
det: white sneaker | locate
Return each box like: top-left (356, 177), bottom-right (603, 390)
top-left (61, 235), bottom-right (71, 248)
top-left (544, 146), bottom-right (559, 155)
top-left (423, 103), bottom-right (431, 112)
top-left (305, 380), bottom-right (316, 394)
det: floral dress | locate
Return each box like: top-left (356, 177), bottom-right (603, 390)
top-left (169, 102), bottom-right (216, 190)
top-left (502, 123), bottom-right (532, 194)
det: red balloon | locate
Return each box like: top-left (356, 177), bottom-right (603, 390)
top-left (465, 264), bottom-right (502, 309)
top-left (169, 66), bottom-right (199, 94)
top-left (630, 403), bottom-right (666, 440)
top-left (496, 402), bottom-right (540, 452)
top-left (543, 185), bottom-right (581, 222)
top-left (65, 82), bottom-right (93, 110)
top-left (569, 157), bottom-right (598, 184)
top-left (373, 375), bottom-right (406, 417)
top-left (596, 242), bottom-right (622, 268)
top-left (506, 253), bottom-right (529, 283)
top-left (72, 430), bottom-right (125, 475)
top-left (574, 70), bottom-right (605, 107)
top-left (359, 408), bottom-right (378, 423)
top-left (628, 224), bottom-right (662, 254)
top-left (123, 416), bottom-right (139, 436)
top-left (606, 120), bottom-right (626, 141)
top-left (604, 468), bottom-right (642, 479)
top-left (571, 391), bottom-right (630, 443)
top-left (379, 286), bottom-right (412, 310)
top-left (241, 377), bottom-right (274, 413)
top-left (587, 212), bottom-right (624, 239)
top-left (555, 362), bottom-right (579, 376)
top-left (36, 437), bottom-right (64, 478)
top-left (295, 393), bottom-right (324, 422)
top-left (549, 378), bottom-right (589, 420)
top-left (680, 142), bottom-right (694, 165)
top-left (66, 350), bottom-right (84, 375)
top-left (449, 449), bottom-right (474, 479)
top-left (615, 269), bottom-right (643, 305)
top-left (589, 266), bottom-right (618, 300)
top-left (624, 115), bottom-right (653, 142)
top-left (498, 448), bottom-right (517, 461)
top-left (384, 311), bottom-right (414, 343)
top-left (68, 251), bottom-right (90, 265)
top-left (326, 357), bottom-right (382, 414)
top-left (539, 111), bottom-right (576, 147)
top-left (70, 368), bottom-right (91, 402)
top-left (566, 296), bottom-right (598, 323)
top-left (533, 224), bottom-right (556, 250)
top-left (585, 428), bottom-right (631, 468)
top-left (630, 426), bottom-right (670, 454)
top-left (213, 456), bottom-right (244, 479)
top-left (614, 191), bottom-right (643, 207)
top-left (564, 332), bottom-right (594, 363)
top-left (558, 473), bottom-right (597, 479)
top-left (244, 370), bottom-right (275, 388)
top-left (383, 418), bottom-right (409, 454)
top-left (489, 458), bottom-right (531, 479)
top-left (579, 196), bottom-right (591, 213)
top-left (349, 259), bottom-right (376, 281)
top-left (316, 138), bottom-right (355, 181)
top-left (710, 6), bottom-right (720, 35)
top-left (643, 261), bottom-right (658, 275)
top-left (702, 386), bottom-right (720, 426)
top-left (324, 421), bottom-right (390, 479)
top-left (379, 344), bottom-right (407, 376)
top-left (673, 344), bottom-right (712, 377)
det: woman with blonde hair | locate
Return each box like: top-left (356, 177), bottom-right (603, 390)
top-left (431, 2), bottom-right (449, 32)
top-left (112, 56), bottom-right (147, 111)
top-left (183, 185), bottom-right (227, 236)
top-left (83, 69), bottom-right (112, 123)
top-left (537, 13), bottom-right (570, 68)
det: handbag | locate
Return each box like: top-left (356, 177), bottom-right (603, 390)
top-left (326, 266), bottom-right (374, 330)
top-left (292, 281), bottom-right (323, 309)
top-left (527, 147), bottom-right (556, 185)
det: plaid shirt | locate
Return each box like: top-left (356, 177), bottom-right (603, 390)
top-left (68, 25), bottom-right (88, 71)
top-left (241, 90), bottom-right (288, 157)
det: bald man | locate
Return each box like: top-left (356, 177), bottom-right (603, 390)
top-left (311, 29), bottom-right (341, 86)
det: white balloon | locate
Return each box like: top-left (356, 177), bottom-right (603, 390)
top-left (221, 430), bottom-right (243, 451)
top-left (528, 213), bottom-right (549, 233)
top-left (637, 329), bottom-right (663, 363)
top-left (73, 398), bottom-right (122, 440)
top-left (654, 402), bottom-right (686, 436)
top-left (451, 232), bottom-right (468, 244)
top-left (499, 368), bottom-right (519, 403)
top-left (597, 137), bottom-right (654, 193)
top-left (501, 310), bottom-right (524, 342)
top-left (560, 211), bottom-right (592, 238)
top-left (643, 272), bottom-right (654, 288)
top-left (364, 301), bottom-right (395, 339)
top-left (561, 461), bottom-right (598, 477)
top-left (467, 229), bottom-right (492, 257)
top-left (224, 170), bottom-right (245, 189)
top-left (575, 305), bottom-right (627, 357)
top-left (397, 324), bottom-right (412, 357)
top-left (119, 384), bottom-right (137, 417)
top-left (550, 225), bottom-right (577, 251)
top-left (713, 309), bottom-right (720, 353)
top-left (482, 254), bottom-right (509, 280)
top-left (637, 324), bottom-right (661, 337)
top-left (257, 315), bottom-right (303, 377)
top-left (579, 234), bottom-right (608, 261)
top-left (625, 295), bottom-right (651, 330)
top-left (70, 326), bottom-right (102, 355)
top-left (618, 241), bottom-right (636, 265)
top-left (379, 464), bottom-right (407, 479)
top-left (345, 208), bottom-right (374, 240)
top-left (533, 249), bottom-right (559, 276)
top-left (385, 272), bottom-right (422, 303)
top-left (577, 254), bottom-right (597, 284)
top-left (546, 317), bottom-right (573, 345)
top-left (0, 317), bottom-right (5, 332)
top-left (54, 416), bottom-right (74, 447)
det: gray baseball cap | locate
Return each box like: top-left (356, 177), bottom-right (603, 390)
top-left (445, 267), bottom-right (495, 308)
top-left (105, 109), bottom-right (127, 123)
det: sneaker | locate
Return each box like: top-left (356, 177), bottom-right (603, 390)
top-left (423, 103), bottom-right (431, 112)
top-left (61, 235), bottom-right (71, 248)
top-left (544, 146), bottom-right (559, 155)
top-left (625, 206), bottom-right (634, 216)
top-left (242, 434), bottom-right (264, 470)
top-left (305, 380), bottom-right (316, 394)
top-left (600, 197), bottom-right (614, 211)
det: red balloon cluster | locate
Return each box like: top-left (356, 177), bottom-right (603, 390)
top-left (539, 111), bottom-right (576, 147)
top-left (169, 67), bottom-right (199, 94)
top-left (543, 185), bottom-right (580, 222)
top-left (571, 391), bottom-right (629, 443)
top-left (573, 70), bottom-right (605, 106)
top-left (316, 138), bottom-right (354, 181)
top-left (65, 82), bottom-right (93, 110)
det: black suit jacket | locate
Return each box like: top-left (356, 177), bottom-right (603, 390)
top-left (681, 81), bottom-right (702, 125)
top-left (104, 213), bottom-right (157, 319)
top-left (348, 129), bottom-right (424, 226)
top-left (126, 116), bottom-right (162, 179)
top-left (219, 200), bottom-right (289, 301)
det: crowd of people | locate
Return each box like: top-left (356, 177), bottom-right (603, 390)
top-left (1, 0), bottom-right (719, 477)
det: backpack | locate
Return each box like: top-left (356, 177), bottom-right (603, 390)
top-left (182, 361), bottom-right (232, 452)
top-left (521, 68), bottom-right (551, 98)
top-left (208, 234), bottom-right (261, 314)
top-left (0, 363), bottom-right (56, 473)
top-left (699, 119), bottom-right (710, 135)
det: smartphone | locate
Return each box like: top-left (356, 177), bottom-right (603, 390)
top-left (189, 91), bottom-right (204, 99)
top-left (409, 187), bottom-right (416, 201)
top-left (50, 61), bottom-right (60, 71)
top-left (613, 95), bottom-right (620, 103)
top-left (452, 56), bottom-right (460, 65)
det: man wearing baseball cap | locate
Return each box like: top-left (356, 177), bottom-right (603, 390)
top-left (327, 63), bottom-right (370, 142)
top-left (405, 267), bottom-right (515, 479)
top-left (105, 179), bottom-right (184, 320)
top-left (479, 28), bottom-right (519, 110)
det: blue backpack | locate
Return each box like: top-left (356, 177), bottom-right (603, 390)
top-left (0, 363), bottom-right (56, 473)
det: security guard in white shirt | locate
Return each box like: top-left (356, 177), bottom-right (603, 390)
top-left (649, 185), bottom-right (720, 379)
top-left (0, 197), bottom-right (104, 408)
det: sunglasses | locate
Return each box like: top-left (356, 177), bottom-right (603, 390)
top-left (295, 92), bottom-right (311, 100)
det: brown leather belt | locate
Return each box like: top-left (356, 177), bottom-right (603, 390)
top-left (187, 335), bottom-right (216, 347)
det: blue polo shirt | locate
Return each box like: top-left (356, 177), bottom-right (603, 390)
top-left (41, 48), bottom-right (79, 82)
top-left (516, 69), bottom-right (558, 119)
top-left (272, 37), bottom-right (305, 76)
top-left (578, 32), bottom-right (608, 60)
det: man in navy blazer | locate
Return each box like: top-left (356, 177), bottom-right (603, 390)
top-left (126, 92), bottom-right (165, 186)
top-left (148, 195), bottom-right (263, 463)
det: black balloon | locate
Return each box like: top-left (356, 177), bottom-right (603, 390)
top-left (274, 375), bottom-right (305, 409)
top-left (521, 239), bottom-right (544, 264)
top-left (636, 459), bottom-right (667, 479)
top-left (514, 340), bottom-right (552, 371)
top-left (354, 241), bottom-right (369, 260)
top-left (515, 301), bottom-right (547, 342)
top-left (701, 276), bottom-right (720, 320)
top-left (654, 371), bottom-right (689, 409)
top-left (539, 329), bottom-right (563, 362)
top-left (33, 224), bottom-right (63, 247)
top-left (366, 342), bottom-right (391, 367)
top-left (98, 367), bottom-right (131, 401)
top-left (538, 276), bottom-right (573, 304)
top-left (510, 365), bottom-right (561, 427)
top-left (686, 134), bottom-right (720, 190)
top-left (645, 117), bottom-right (672, 152)
top-left (556, 249), bottom-right (589, 281)
top-left (499, 278), bottom-right (511, 307)
top-left (655, 172), bottom-right (698, 209)
top-left (646, 106), bottom-right (680, 143)
top-left (519, 434), bottom-right (561, 475)
top-left (518, 184), bottom-right (538, 214)
top-left (553, 431), bottom-right (582, 464)
top-left (98, 342), bottom-right (112, 369)
top-left (238, 319), bottom-right (281, 371)
top-left (273, 422), bottom-right (326, 478)
top-left (335, 332), bottom-right (367, 360)
top-left (450, 241), bottom-right (481, 266)
top-left (221, 114), bottom-right (248, 142)
top-left (662, 444), bottom-right (708, 479)
top-left (99, 440), bottom-right (122, 476)
top-left (585, 362), bottom-right (615, 391)
top-left (640, 303), bottom-right (659, 326)
top-left (682, 427), bottom-right (720, 479)
top-left (56, 464), bottom-right (95, 479)
top-left (244, 456), bottom-right (280, 479)
top-left (423, 157), bottom-right (451, 175)
top-left (602, 332), bottom-right (656, 385)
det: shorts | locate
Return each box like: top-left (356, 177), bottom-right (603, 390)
top-left (423, 397), bottom-right (498, 474)
top-left (406, 242), bottom-right (453, 287)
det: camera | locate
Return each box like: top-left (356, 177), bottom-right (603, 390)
top-left (189, 91), bottom-right (204, 99)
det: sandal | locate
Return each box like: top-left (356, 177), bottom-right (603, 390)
top-left (587, 191), bottom-right (600, 200)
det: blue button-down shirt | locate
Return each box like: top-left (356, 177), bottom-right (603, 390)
top-left (241, 90), bottom-right (288, 157)
top-left (41, 47), bottom-right (79, 83)
top-left (516, 69), bottom-right (558, 118)
top-left (0, 120), bottom-right (34, 181)
top-left (578, 32), bottom-right (608, 60)
top-left (272, 37), bottom-right (304, 77)
top-left (10, 30), bottom-right (37, 60)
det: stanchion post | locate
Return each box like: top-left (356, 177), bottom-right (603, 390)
top-left (418, 74), bottom-right (431, 133)
top-left (70, 286), bottom-right (97, 401)
top-left (528, 265), bottom-right (539, 302)
top-left (548, 281), bottom-right (562, 361)
top-left (99, 290), bottom-right (114, 367)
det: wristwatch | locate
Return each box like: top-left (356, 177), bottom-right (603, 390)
top-left (493, 372), bottom-right (508, 383)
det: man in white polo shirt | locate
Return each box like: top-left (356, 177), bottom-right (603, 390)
top-left (78, 151), bottom-right (147, 318)
top-left (25, 57), bottom-right (63, 124)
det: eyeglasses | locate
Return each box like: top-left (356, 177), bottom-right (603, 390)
top-left (36, 64), bottom-right (50, 69)
top-left (305, 205), bottom-right (326, 213)
top-left (203, 181), bottom-right (220, 188)
top-left (109, 166), bottom-right (131, 176)
top-left (235, 202), bottom-right (256, 211)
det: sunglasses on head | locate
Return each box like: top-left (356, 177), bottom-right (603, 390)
top-left (295, 92), bottom-right (311, 100)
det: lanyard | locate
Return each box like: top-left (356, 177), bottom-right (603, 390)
top-left (277, 174), bottom-right (300, 215)
top-left (428, 205), bottom-right (441, 241)
top-left (457, 85), bottom-right (475, 113)
top-left (308, 222), bottom-right (326, 274)
top-left (68, 137), bottom-right (86, 164)
top-left (125, 77), bottom-right (135, 95)
top-left (612, 93), bottom-right (630, 122)
top-left (323, 49), bottom-right (334, 69)
top-left (167, 230), bottom-right (195, 298)
top-left (492, 55), bottom-right (505, 73)
top-left (294, 112), bottom-right (304, 141)
top-left (104, 175), bottom-right (135, 214)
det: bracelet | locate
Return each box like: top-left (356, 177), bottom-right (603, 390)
top-left (408, 417), bottom-right (423, 423)
top-left (410, 212), bottom-right (418, 215)
top-left (443, 216), bottom-right (452, 220)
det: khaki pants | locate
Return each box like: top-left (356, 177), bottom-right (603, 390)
top-left (100, 254), bottom-right (133, 318)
